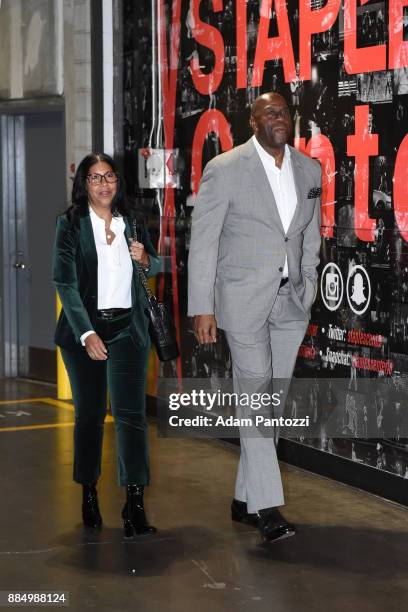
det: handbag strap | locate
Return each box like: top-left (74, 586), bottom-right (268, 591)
top-left (131, 218), bottom-right (154, 300)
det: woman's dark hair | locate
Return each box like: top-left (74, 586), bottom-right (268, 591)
top-left (66, 153), bottom-right (132, 227)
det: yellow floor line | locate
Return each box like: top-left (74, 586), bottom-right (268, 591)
top-left (0, 397), bottom-right (51, 405)
top-left (0, 397), bottom-right (114, 431)
top-left (0, 419), bottom-right (114, 433)
top-left (39, 398), bottom-right (114, 422)
top-left (39, 397), bottom-right (75, 411)
top-left (0, 422), bottom-right (76, 432)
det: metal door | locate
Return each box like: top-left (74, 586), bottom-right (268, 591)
top-left (1, 110), bottom-right (66, 382)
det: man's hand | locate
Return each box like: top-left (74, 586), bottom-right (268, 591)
top-left (84, 333), bottom-right (108, 360)
top-left (193, 315), bottom-right (217, 344)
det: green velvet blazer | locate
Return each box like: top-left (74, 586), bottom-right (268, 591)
top-left (52, 210), bottom-right (161, 352)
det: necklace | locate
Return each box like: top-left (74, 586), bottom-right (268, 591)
top-left (105, 219), bottom-right (115, 243)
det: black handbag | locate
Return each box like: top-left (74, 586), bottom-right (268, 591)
top-left (131, 218), bottom-right (179, 362)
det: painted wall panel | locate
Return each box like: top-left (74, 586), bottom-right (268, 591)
top-left (0, 0), bottom-right (63, 99)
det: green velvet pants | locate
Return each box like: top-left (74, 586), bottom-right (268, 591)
top-left (61, 312), bottom-right (150, 487)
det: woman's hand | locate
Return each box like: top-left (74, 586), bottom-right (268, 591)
top-left (84, 333), bottom-right (108, 360)
top-left (129, 239), bottom-right (150, 268)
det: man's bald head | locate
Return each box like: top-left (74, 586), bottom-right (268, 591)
top-left (249, 92), bottom-right (292, 151)
top-left (250, 92), bottom-right (289, 118)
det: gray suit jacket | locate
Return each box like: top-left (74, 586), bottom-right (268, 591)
top-left (187, 138), bottom-right (322, 332)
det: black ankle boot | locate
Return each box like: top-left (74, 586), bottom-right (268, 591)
top-left (82, 483), bottom-right (102, 528)
top-left (122, 485), bottom-right (157, 537)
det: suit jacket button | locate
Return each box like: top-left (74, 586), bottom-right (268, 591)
top-left (279, 267), bottom-right (283, 272)
top-left (284, 237), bottom-right (288, 242)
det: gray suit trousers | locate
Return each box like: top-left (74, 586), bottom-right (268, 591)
top-left (225, 284), bottom-right (308, 513)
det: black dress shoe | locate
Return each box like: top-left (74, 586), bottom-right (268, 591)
top-left (231, 498), bottom-right (259, 527)
top-left (82, 484), bottom-right (102, 528)
top-left (258, 507), bottom-right (296, 543)
top-left (122, 485), bottom-right (157, 537)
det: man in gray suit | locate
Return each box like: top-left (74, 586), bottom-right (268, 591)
top-left (188, 92), bottom-right (322, 544)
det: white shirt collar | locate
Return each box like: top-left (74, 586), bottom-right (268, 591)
top-left (88, 205), bottom-right (125, 243)
top-left (89, 204), bottom-right (108, 224)
top-left (252, 135), bottom-right (291, 168)
top-left (89, 205), bottom-right (124, 226)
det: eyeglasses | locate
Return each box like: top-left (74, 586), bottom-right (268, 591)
top-left (265, 107), bottom-right (291, 120)
top-left (86, 171), bottom-right (118, 185)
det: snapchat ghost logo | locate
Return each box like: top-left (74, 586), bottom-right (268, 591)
top-left (347, 266), bottom-right (371, 315)
top-left (350, 273), bottom-right (366, 306)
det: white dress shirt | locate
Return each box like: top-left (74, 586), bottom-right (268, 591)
top-left (80, 206), bottom-right (133, 345)
top-left (252, 135), bottom-right (298, 278)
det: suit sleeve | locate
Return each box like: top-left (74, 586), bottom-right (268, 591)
top-left (301, 161), bottom-right (322, 306)
top-left (141, 221), bottom-right (162, 278)
top-left (187, 159), bottom-right (229, 316)
top-left (52, 215), bottom-right (93, 342)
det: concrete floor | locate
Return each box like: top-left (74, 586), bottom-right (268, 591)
top-left (0, 379), bottom-right (407, 612)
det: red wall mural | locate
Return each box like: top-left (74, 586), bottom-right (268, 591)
top-left (123, 0), bottom-right (408, 480)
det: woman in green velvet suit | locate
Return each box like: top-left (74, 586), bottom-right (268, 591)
top-left (52, 152), bottom-right (160, 537)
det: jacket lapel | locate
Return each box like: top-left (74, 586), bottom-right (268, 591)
top-left (124, 216), bottom-right (140, 300)
top-left (243, 139), bottom-right (285, 234)
top-left (79, 214), bottom-right (98, 293)
top-left (244, 139), bottom-right (308, 235)
top-left (286, 146), bottom-right (306, 235)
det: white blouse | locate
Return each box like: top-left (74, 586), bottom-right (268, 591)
top-left (80, 205), bottom-right (133, 345)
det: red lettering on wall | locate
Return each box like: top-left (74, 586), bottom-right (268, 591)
top-left (389, 0), bottom-right (408, 69)
top-left (252, 0), bottom-right (296, 85)
top-left (294, 137), bottom-right (307, 153)
top-left (347, 105), bottom-right (378, 242)
top-left (299, 0), bottom-right (340, 81)
top-left (236, 0), bottom-right (247, 89)
top-left (191, 110), bottom-right (234, 193)
top-left (294, 135), bottom-right (335, 238)
top-left (190, 0), bottom-right (225, 95)
top-left (394, 134), bottom-right (408, 242)
top-left (344, 0), bottom-right (386, 74)
top-left (307, 135), bottom-right (336, 239)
